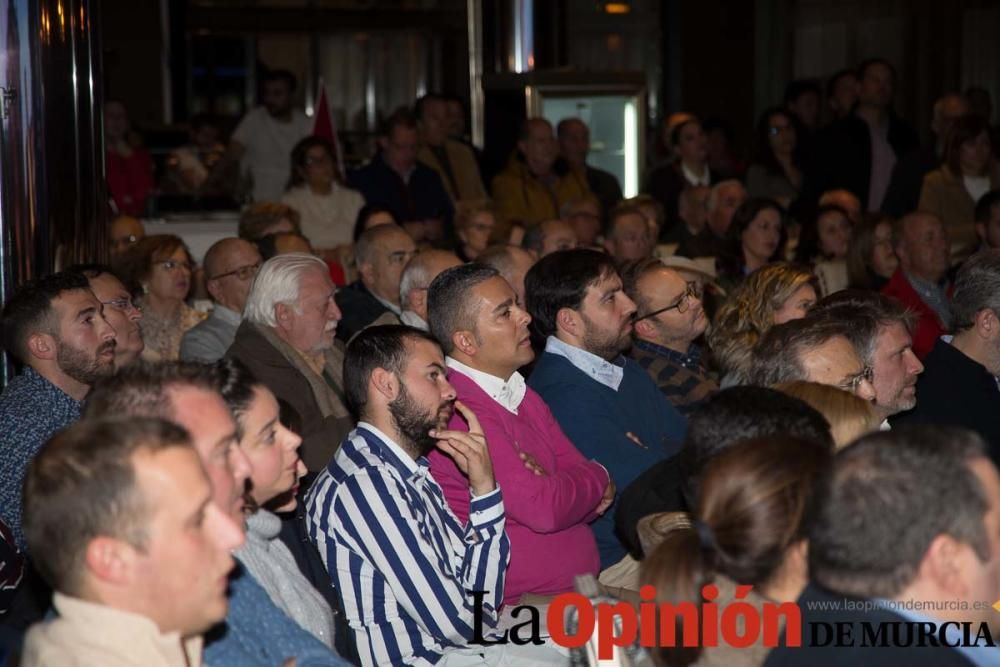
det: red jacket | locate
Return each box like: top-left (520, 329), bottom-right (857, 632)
top-left (880, 268), bottom-right (947, 360)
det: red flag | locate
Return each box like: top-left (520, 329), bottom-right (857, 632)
top-left (313, 80), bottom-right (345, 180)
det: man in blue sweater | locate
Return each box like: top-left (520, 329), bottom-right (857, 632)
top-left (85, 362), bottom-right (349, 666)
top-left (525, 249), bottom-right (687, 569)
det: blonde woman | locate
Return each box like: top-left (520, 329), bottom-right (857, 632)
top-left (775, 381), bottom-right (881, 448)
top-left (709, 262), bottom-right (818, 385)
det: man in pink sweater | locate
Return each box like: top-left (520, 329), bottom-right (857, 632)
top-left (426, 264), bottom-right (614, 605)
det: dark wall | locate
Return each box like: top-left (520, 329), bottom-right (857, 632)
top-left (102, 0), bottom-right (164, 126)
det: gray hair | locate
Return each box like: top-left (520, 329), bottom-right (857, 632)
top-left (810, 290), bottom-right (914, 365)
top-left (243, 253), bottom-right (328, 327)
top-left (355, 223), bottom-right (407, 267)
top-left (706, 179), bottom-right (744, 213)
top-left (399, 251), bottom-right (456, 309)
top-left (952, 249), bottom-right (1000, 331)
top-left (747, 317), bottom-right (850, 387)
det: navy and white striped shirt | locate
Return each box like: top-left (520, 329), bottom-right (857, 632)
top-left (305, 423), bottom-right (510, 667)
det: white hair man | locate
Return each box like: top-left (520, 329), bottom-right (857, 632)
top-left (227, 253), bottom-right (352, 470)
top-left (398, 250), bottom-right (462, 330)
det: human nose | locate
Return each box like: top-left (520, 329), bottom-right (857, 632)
top-left (206, 503), bottom-right (245, 552)
top-left (280, 423), bottom-right (302, 454)
top-left (904, 349), bottom-right (924, 375)
top-left (327, 296), bottom-right (342, 321)
top-left (228, 444), bottom-right (253, 489)
top-left (620, 293), bottom-right (638, 318)
top-left (515, 304), bottom-right (531, 328)
top-left (96, 313), bottom-right (116, 341)
top-left (856, 377), bottom-right (877, 402)
top-left (440, 377), bottom-right (457, 402)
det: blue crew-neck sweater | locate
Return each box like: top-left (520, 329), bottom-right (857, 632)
top-left (528, 351), bottom-right (687, 568)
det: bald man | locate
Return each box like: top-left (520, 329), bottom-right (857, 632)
top-left (398, 249), bottom-right (463, 330)
top-left (180, 238), bottom-right (262, 362)
top-left (476, 244), bottom-right (536, 306)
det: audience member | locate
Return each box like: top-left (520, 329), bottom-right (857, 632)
top-left (817, 187), bottom-right (863, 224)
top-left (415, 93), bottom-right (487, 201)
top-left (557, 117), bottom-right (623, 218)
top-left (845, 214), bottom-right (898, 289)
top-left (84, 362), bottom-right (347, 666)
top-left (766, 426), bottom-right (999, 666)
top-left (398, 249), bottom-right (462, 330)
top-left (775, 381), bottom-right (880, 448)
top-left (237, 202), bottom-right (301, 242)
top-left (881, 211), bottom-right (951, 358)
top-left (882, 92), bottom-right (970, 217)
top-left (626, 194), bottom-right (668, 245)
top-left (644, 116), bottom-right (719, 230)
top-left (349, 108), bottom-right (453, 239)
top-left (560, 195), bottom-right (604, 247)
top-left (621, 258), bottom-right (718, 415)
top-left (492, 118), bottom-right (590, 227)
top-left (896, 251), bottom-right (1000, 457)
top-left (351, 204), bottom-right (397, 243)
top-left (118, 235), bottom-right (206, 362)
top-left (661, 185), bottom-right (710, 247)
top-left (257, 231), bottom-right (315, 261)
top-left (181, 238), bottom-right (262, 362)
top-left (453, 199), bottom-right (496, 261)
top-left (709, 262), bottom-right (817, 385)
top-left (747, 107), bottom-right (804, 209)
top-left (426, 264), bottom-right (612, 604)
top-left (306, 325), bottom-right (562, 666)
top-left (0, 272), bottom-right (115, 548)
top-left (335, 224), bottom-right (415, 340)
top-left (825, 68), bottom-right (859, 122)
top-left (748, 317), bottom-right (878, 402)
top-left (703, 117), bottom-right (746, 180)
top-left (785, 79), bottom-right (822, 132)
top-left (476, 243), bottom-right (536, 306)
top-left (521, 217), bottom-right (578, 258)
top-left (795, 204), bottom-right (852, 294)
top-left (20, 418), bottom-right (243, 666)
top-left (230, 253), bottom-right (352, 471)
top-left (282, 136), bottom-right (365, 254)
top-left (604, 204), bottom-right (652, 265)
top-left (525, 249), bottom-right (687, 567)
top-left (72, 264), bottom-right (145, 369)
top-left (214, 358), bottom-right (338, 649)
top-left (615, 386), bottom-right (833, 558)
top-left (975, 188), bottom-right (1000, 251)
top-left (803, 59), bottom-right (919, 212)
top-left (717, 198), bottom-right (787, 292)
top-left (228, 70), bottom-right (312, 202)
top-left (919, 114), bottom-right (999, 263)
top-left (109, 215), bottom-right (145, 259)
top-left (642, 435), bottom-right (831, 667)
top-left (104, 100), bottom-right (154, 217)
top-left (164, 113), bottom-right (228, 196)
top-left (676, 179), bottom-right (747, 259)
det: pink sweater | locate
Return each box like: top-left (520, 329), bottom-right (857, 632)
top-left (428, 370), bottom-right (607, 605)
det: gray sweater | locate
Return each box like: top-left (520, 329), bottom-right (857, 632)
top-left (236, 509), bottom-right (336, 649)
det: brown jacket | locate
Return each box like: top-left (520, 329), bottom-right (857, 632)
top-left (491, 155), bottom-right (591, 227)
top-left (227, 321), bottom-right (353, 471)
top-left (418, 139), bottom-right (486, 202)
top-left (919, 165), bottom-right (1000, 263)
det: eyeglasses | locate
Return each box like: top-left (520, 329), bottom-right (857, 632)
top-left (635, 282), bottom-right (702, 321)
top-left (111, 234), bottom-right (139, 249)
top-left (768, 124), bottom-right (793, 136)
top-left (210, 262), bottom-right (261, 281)
top-left (838, 365), bottom-right (874, 393)
top-left (102, 297), bottom-right (142, 313)
top-left (155, 259), bottom-right (194, 272)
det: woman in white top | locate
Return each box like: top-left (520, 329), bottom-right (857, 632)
top-left (282, 136), bottom-right (365, 256)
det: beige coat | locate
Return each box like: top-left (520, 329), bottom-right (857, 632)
top-left (918, 165), bottom-right (1000, 263)
top-left (418, 139), bottom-right (487, 202)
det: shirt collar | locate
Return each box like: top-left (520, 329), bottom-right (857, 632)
top-left (356, 421), bottom-right (429, 484)
top-left (400, 310), bottom-right (429, 331)
top-left (446, 357), bottom-right (526, 414)
top-left (545, 335), bottom-right (625, 391)
top-left (681, 162), bottom-right (710, 186)
top-left (633, 339), bottom-right (702, 368)
top-left (211, 304), bottom-right (242, 326)
top-left (25, 366), bottom-right (84, 408)
top-left (371, 291), bottom-right (403, 317)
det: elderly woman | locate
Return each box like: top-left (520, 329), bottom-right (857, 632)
top-left (119, 234), bottom-right (206, 362)
top-left (453, 199), bottom-right (497, 261)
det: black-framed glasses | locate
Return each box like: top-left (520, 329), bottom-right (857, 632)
top-left (838, 365), bottom-right (874, 393)
top-left (210, 262), bottom-right (261, 281)
top-left (635, 282), bottom-right (701, 321)
top-left (102, 297), bottom-right (141, 313)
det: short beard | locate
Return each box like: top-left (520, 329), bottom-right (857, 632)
top-left (580, 313), bottom-right (630, 360)
top-left (388, 383), bottom-right (452, 458)
top-left (56, 339), bottom-right (115, 386)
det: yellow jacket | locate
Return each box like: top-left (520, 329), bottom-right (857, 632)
top-left (417, 139), bottom-right (486, 202)
top-left (491, 155), bottom-right (591, 226)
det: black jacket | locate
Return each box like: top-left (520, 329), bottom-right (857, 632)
top-left (613, 454), bottom-right (687, 558)
top-left (334, 281), bottom-right (401, 343)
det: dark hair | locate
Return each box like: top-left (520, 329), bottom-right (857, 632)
top-left (795, 204), bottom-right (850, 263)
top-left (517, 117), bottom-right (553, 143)
top-left (620, 257), bottom-right (666, 316)
top-left (65, 263), bottom-right (119, 281)
top-left (524, 248), bottom-right (618, 339)
top-left (644, 435), bottom-right (832, 667)
top-left (116, 234), bottom-right (193, 296)
top-left (214, 357), bottom-right (261, 440)
top-left (256, 232), bottom-right (314, 261)
top-left (825, 68), bottom-right (858, 101)
top-left (238, 202), bottom-right (302, 241)
top-left (951, 249), bottom-right (1000, 331)
top-left (810, 289), bottom-right (914, 363)
top-left (413, 93), bottom-right (443, 122)
top-left (810, 425), bottom-right (990, 599)
top-left (720, 198), bottom-right (786, 274)
top-left (845, 214), bottom-right (893, 289)
top-left (379, 107), bottom-right (417, 138)
top-left (669, 118), bottom-right (701, 155)
top-left (24, 417), bottom-right (192, 594)
top-left (974, 189), bottom-right (1000, 224)
top-left (747, 316), bottom-right (852, 387)
top-left (944, 114), bottom-right (991, 176)
top-left (784, 79), bottom-right (821, 107)
top-left (287, 135), bottom-right (341, 189)
top-left (753, 107), bottom-right (801, 176)
top-left (856, 57), bottom-right (896, 83)
top-left (1, 271), bottom-right (91, 364)
top-left (343, 325), bottom-right (440, 419)
top-left (262, 68), bottom-right (296, 92)
top-left (606, 203), bottom-right (650, 241)
top-left (427, 264), bottom-right (500, 355)
top-left (679, 386), bottom-right (833, 505)
top-left (84, 360), bottom-right (221, 421)
top-left (353, 204), bottom-right (397, 243)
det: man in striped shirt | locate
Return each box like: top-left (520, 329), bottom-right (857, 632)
top-left (307, 325), bottom-right (528, 666)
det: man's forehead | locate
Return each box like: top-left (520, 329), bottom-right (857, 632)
top-left (406, 337), bottom-right (445, 368)
top-left (166, 386), bottom-right (235, 433)
top-left (89, 273), bottom-right (128, 298)
top-left (53, 288), bottom-right (99, 314)
top-left (642, 267), bottom-right (685, 295)
top-left (134, 446), bottom-right (209, 506)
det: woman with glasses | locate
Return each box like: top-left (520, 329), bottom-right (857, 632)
top-left (709, 262), bottom-right (819, 385)
top-left (119, 234), bottom-right (206, 362)
top-left (746, 107), bottom-right (804, 210)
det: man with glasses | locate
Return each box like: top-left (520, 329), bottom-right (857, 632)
top-left (109, 215), bottom-right (145, 259)
top-left (71, 264), bottom-right (145, 370)
top-left (622, 258), bottom-right (718, 416)
top-left (181, 238), bottom-right (262, 362)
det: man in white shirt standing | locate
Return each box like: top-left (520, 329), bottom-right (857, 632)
top-left (229, 70), bottom-right (312, 203)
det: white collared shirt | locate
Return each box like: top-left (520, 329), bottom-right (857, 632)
top-left (372, 292), bottom-right (403, 317)
top-left (400, 310), bottom-right (428, 331)
top-left (681, 162), bottom-right (710, 187)
top-left (446, 357), bottom-right (527, 414)
top-left (544, 336), bottom-right (625, 391)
